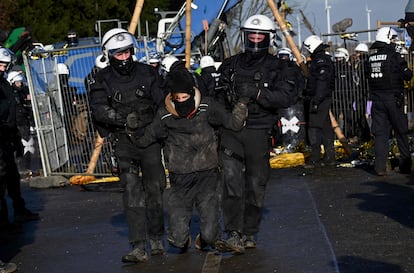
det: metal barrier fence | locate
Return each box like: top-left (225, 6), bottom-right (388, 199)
top-left (23, 45), bottom-right (116, 177)
top-left (23, 45), bottom-right (414, 177)
top-left (332, 53), bottom-right (414, 143)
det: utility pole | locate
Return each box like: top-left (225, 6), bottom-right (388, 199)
top-left (296, 14), bottom-right (302, 46)
top-left (325, 0), bottom-right (331, 42)
top-left (366, 3), bottom-right (372, 43)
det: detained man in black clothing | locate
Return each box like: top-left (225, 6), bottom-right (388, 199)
top-left (135, 67), bottom-right (247, 252)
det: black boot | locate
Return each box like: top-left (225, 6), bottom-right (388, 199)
top-left (122, 241), bottom-right (147, 263)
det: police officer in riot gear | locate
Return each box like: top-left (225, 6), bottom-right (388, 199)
top-left (0, 48), bottom-right (39, 228)
top-left (302, 35), bottom-right (335, 168)
top-left (196, 55), bottom-right (221, 98)
top-left (333, 47), bottom-right (357, 139)
top-left (7, 71), bottom-right (34, 173)
top-left (89, 28), bottom-right (166, 263)
top-left (216, 14), bottom-right (298, 254)
top-left (274, 47), bottom-right (306, 149)
top-left (368, 27), bottom-right (412, 176)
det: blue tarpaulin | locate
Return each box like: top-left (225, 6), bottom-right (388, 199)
top-left (168, 0), bottom-right (240, 53)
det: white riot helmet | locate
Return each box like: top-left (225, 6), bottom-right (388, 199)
top-left (101, 28), bottom-right (135, 59)
top-left (375, 27), bottom-right (398, 44)
top-left (303, 35), bottom-right (325, 54)
top-left (355, 43), bottom-right (369, 53)
top-left (95, 54), bottom-right (108, 69)
top-left (102, 28), bottom-right (136, 74)
top-left (200, 56), bottom-right (215, 69)
top-left (276, 47), bottom-right (293, 61)
top-left (149, 58), bottom-right (160, 64)
top-left (0, 47), bottom-right (12, 71)
top-left (241, 14), bottom-right (276, 53)
top-left (148, 53), bottom-right (161, 65)
top-left (334, 47), bottom-right (350, 62)
top-left (161, 55), bottom-right (179, 73)
top-left (7, 71), bottom-right (24, 84)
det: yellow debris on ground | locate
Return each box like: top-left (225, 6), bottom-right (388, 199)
top-left (270, 152), bottom-right (307, 169)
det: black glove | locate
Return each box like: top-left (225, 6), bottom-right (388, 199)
top-left (126, 112), bottom-right (139, 129)
top-left (309, 99), bottom-right (319, 113)
top-left (13, 136), bottom-right (24, 158)
top-left (237, 82), bottom-right (259, 101)
top-left (395, 92), bottom-right (404, 108)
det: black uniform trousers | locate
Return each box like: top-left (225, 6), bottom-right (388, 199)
top-left (371, 98), bottom-right (411, 173)
top-left (219, 127), bottom-right (271, 236)
top-left (114, 133), bottom-right (166, 244)
top-left (307, 98), bottom-right (335, 163)
top-left (0, 142), bottom-right (25, 223)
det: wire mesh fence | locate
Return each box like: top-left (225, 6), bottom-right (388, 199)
top-left (23, 45), bottom-right (115, 177)
top-left (23, 44), bottom-right (414, 177)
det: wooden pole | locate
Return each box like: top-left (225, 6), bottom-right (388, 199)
top-left (266, 0), bottom-right (306, 72)
top-left (266, 0), bottom-right (352, 155)
top-left (128, 0), bottom-right (145, 35)
top-left (86, 133), bottom-right (105, 174)
top-left (185, 0), bottom-right (192, 69)
top-left (69, 132), bottom-right (104, 185)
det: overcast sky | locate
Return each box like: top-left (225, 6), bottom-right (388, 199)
top-left (293, 0), bottom-right (407, 44)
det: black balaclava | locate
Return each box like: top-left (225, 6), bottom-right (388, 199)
top-left (168, 69), bottom-right (196, 118)
top-left (109, 47), bottom-right (134, 75)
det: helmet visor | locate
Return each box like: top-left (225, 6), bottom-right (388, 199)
top-left (243, 30), bottom-right (270, 53)
top-left (109, 45), bottom-right (133, 57)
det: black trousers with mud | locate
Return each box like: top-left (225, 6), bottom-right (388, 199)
top-left (115, 134), bottom-right (166, 245)
top-left (167, 169), bottom-right (220, 247)
top-left (219, 127), bottom-right (271, 237)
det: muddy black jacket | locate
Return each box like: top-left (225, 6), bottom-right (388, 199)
top-left (218, 52), bottom-right (298, 129)
top-left (136, 88), bottom-right (247, 174)
top-left (89, 61), bottom-right (163, 137)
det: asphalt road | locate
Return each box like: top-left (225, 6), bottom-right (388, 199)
top-left (1, 165), bottom-right (413, 273)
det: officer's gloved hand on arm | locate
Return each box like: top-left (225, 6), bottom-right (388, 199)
top-left (237, 82), bottom-right (259, 102)
top-left (126, 112), bottom-right (140, 130)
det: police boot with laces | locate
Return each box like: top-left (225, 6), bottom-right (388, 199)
top-left (216, 231), bottom-right (245, 254)
top-left (122, 241), bottom-right (148, 263)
